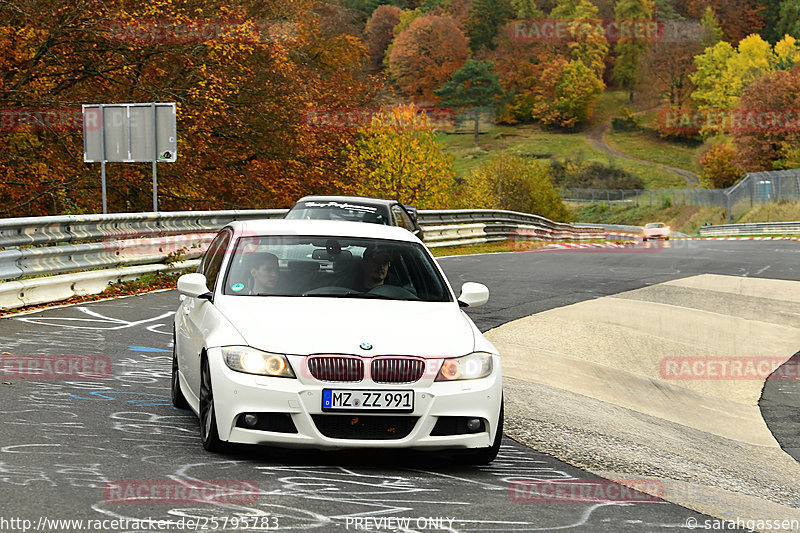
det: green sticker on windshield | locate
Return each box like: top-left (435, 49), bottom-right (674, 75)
top-left (231, 283), bottom-right (245, 292)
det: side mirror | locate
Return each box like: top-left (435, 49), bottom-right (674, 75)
top-left (177, 273), bottom-right (213, 300)
top-left (458, 282), bottom-right (489, 308)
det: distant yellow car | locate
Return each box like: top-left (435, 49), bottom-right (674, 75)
top-left (642, 223), bottom-right (671, 241)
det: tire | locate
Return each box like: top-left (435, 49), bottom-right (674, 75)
top-left (171, 328), bottom-right (189, 409)
top-left (458, 398), bottom-right (504, 465)
top-left (199, 355), bottom-right (226, 452)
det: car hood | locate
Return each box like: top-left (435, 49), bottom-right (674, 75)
top-left (214, 296), bottom-right (476, 357)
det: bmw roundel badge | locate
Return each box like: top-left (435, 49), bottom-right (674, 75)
top-left (360, 342), bottom-right (373, 351)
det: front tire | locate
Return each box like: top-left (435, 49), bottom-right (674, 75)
top-left (458, 398), bottom-right (504, 465)
top-left (171, 329), bottom-right (189, 409)
top-left (199, 355), bottom-right (226, 452)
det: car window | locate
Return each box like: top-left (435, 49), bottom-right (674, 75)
top-left (286, 201), bottom-right (390, 225)
top-left (199, 229), bottom-right (232, 291)
top-left (222, 235), bottom-right (451, 302)
top-left (390, 204), bottom-right (412, 230)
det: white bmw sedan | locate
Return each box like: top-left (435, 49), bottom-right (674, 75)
top-left (172, 220), bottom-right (503, 463)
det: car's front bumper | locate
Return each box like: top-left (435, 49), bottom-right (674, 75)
top-left (206, 348), bottom-right (503, 450)
top-left (642, 232), bottom-right (670, 240)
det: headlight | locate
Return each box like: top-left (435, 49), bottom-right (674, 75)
top-left (435, 352), bottom-right (493, 381)
top-left (222, 346), bottom-right (295, 378)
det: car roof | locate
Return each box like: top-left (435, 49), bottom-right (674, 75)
top-left (228, 219), bottom-right (418, 242)
top-left (292, 195), bottom-right (401, 207)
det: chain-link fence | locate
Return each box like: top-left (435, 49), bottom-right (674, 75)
top-left (562, 169), bottom-right (800, 222)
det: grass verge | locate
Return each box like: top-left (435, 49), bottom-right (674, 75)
top-left (439, 124), bottom-right (693, 190)
top-left (604, 129), bottom-right (703, 176)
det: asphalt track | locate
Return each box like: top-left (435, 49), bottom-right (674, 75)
top-left (1, 239), bottom-right (798, 532)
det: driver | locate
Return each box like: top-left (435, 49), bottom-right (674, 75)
top-left (248, 252), bottom-right (280, 294)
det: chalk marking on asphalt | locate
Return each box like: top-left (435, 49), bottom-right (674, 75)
top-left (16, 307), bottom-right (174, 330)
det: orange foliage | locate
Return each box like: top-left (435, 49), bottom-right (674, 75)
top-left (0, 0), bottom-right (379, 216)
top-left (364, 5), bottom-right (402, 72)
top-left (733, 65), bottom-right (800, 172)
top-left (685, 0), bottom-right (765, 43)
top-left (387, 14), bottom-right (469, 103)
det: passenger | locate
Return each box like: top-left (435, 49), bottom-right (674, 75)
top-left (349, 245), bottom-right (392, 292)
top-left (249, 252), bottom-right (279, 294)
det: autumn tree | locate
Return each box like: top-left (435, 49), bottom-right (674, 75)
top-left (435, 60), bottom-right (504, 144)
top-left (684, 0), bottom-right (765, 43)
top-left (387, 14), bottom-right (469, 102)
top-left (0, 0), bottom-right (379, 215)
top-left (345, 105), bottom-right (456, 208)
top-left (464, 154), bottom-right (570, 221)
top-left (700, 144), bottom-right (742, 188)
top-left (690, 34), bottom-right (800, 131)
top-left (690, 41), bottom-right (741, 112)
top-left (775, 35), bottom-right (800, 69)
top-left (638, 6), bottom-right (723, 112)
top-left (465, 0), bottom-right (515, 51)
top-left (512, 0), bottom-right (544, 17)
top-left (550, 0), bottom-right (609, 77)
top-left (612, 0), bottom-right (655, 102)
top-left (732, 65), bottom-right (800, 172)
top-left (531, 58), bottom-right (605, 127)
top-left (365, 5), bottom-right (403, 71)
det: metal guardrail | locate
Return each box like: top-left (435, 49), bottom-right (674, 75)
top-left (0, 209), bottom-right (287, 248)
top-left (573, 223), bottom-right (643, 234)
top-left (0, 208), bottom-right (607, 310)
top-left (698, 222), bottom-right (800, 237)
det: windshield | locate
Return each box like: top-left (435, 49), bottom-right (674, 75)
top-left (645, 223), bottom-right (666, 228)
top-left (222, 235), bottom-right (451, 302)
top-left (285, 201), bottom-right (390, 225)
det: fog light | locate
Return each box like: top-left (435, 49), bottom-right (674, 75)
top-left (243, 414), bottom-right (258, 427)
top-left (466, 418), bottom-right (482, 433)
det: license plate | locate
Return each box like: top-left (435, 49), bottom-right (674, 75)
top-left (322, 389), bottom-right (414, 412)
